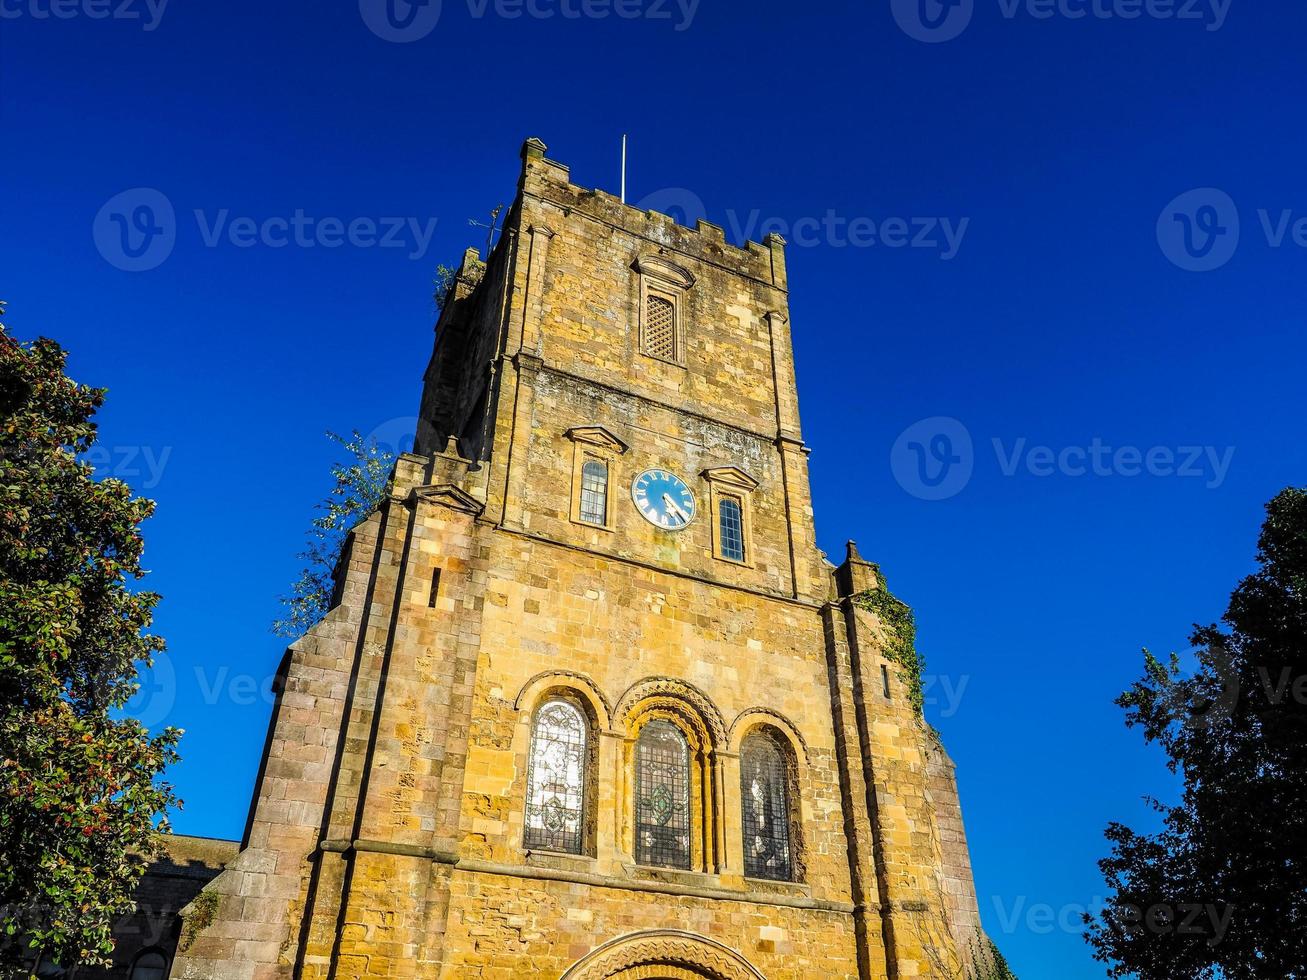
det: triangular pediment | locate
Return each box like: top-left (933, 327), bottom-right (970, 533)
top-left (566, 425), bottom-right (628, 454)
top-left (701, 466), bottom-right (759, 491)
top-left (410, 483), bottom-right (485, 516)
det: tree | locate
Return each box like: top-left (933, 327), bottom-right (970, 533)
top-left (271, 431), bottom-right (394, 640)
top-left (1086, 487), bottom-right (1307, 979)
top-left (0, 304), bottom-right (179, 975)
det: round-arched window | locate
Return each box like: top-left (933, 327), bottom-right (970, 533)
top-left (524, 699), bottom-right (588, 854)
top-left (741, 733), bottom-right (794, 881)
top-left (130, 950), bottom-right (168, 980)
top-left (635, 719), bottom-right (691, 870)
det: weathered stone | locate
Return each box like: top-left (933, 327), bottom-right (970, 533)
top-left (127, 139), bottom-right (988, 980)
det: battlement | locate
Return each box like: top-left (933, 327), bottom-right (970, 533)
top-left (517, 137), bottom-right (786, 288)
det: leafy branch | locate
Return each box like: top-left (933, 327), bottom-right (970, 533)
top-left (271, 431), bottom-right (395, 640)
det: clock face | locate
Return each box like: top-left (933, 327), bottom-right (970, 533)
top-left (631, 469), bottom-right (696, 531)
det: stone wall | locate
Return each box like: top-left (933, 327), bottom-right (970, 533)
top-left (163, 138), bottom-right (986, 980)
top-left (80, 835), bottom-right (237, 979)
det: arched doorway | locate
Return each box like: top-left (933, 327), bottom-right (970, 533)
top-left (560, 930), bottom-right (766, 980)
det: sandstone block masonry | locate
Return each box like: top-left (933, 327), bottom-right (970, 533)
top-left (164, 138), bottom-right (989, 980)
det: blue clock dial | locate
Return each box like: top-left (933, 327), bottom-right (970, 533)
top-left (631, 469), bottom-right (696, 530)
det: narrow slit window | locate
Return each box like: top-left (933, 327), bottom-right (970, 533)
top-left (428, 567), bottom-right (442, 608)
top-left (579, 459), bottom-right (609, 526)
top-left (741, 734), bottom-right (794, 881)
top-left (881, 664), bottom-right (892, 699)
top-left (524, 700), bottom-right (588, 854)
top-left (719, 495), bottom-right (745, 562)
top-left (644, 293), bottom-right (677, 361)
top-left (635, 720), bottom-right (691, 869)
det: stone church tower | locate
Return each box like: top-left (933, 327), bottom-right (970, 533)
top-left (170, 139), bottom-right (987, 980)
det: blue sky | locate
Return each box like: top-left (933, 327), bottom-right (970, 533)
top-left (4, 1), bottom-right (1306, 975)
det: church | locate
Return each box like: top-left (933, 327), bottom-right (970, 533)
top-left (141, 138), bottom-right (988, 979)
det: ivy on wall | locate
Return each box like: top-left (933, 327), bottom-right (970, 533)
top-left (179, 891), bottom-right (220, 953)
top-left (851, 564), bottom-right (927, 718)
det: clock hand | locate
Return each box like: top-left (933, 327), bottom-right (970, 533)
top-left (662, 493), bottom-right (689, 523)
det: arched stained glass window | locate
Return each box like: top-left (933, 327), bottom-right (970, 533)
top-left (129, 950), bottom-right (169, 980)
top-left (524, 699), bottom-right (587, 854)
top-left (579, 459), bottom-right (608, 525)
top-left (741, 734), bottom-right (793, 881)
top-left (635, 720), bottom-right (691, 869)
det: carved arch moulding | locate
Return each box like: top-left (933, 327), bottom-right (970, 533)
top-left (560, 929), bottom-right (767, 980)
top-left (615, 677), bottom-right (728, 747)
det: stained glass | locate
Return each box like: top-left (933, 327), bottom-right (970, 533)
top-left (741, 734), bottom-right (793, 881)
top-left (635, 720), bottom-right (691, 869)
top-left (524, 700), bottom-right (587, 854)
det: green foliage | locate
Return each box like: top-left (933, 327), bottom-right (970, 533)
top-left (852, 564), bottom-right (927, 716)
top-left (1085, 487), bottom-right (1307, 979)
top-left (432, 263), bottom-right (459, 313)
top-left (0, 304), bottom-right (180, 975)
top-left (965, 936), bottom-right (1019, 979)
top-left (271, 431), bottom-right (395, 640)
top-left (178, 890), bottom-right (218, 953)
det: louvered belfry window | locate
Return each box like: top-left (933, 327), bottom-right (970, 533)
top-left (635, 720), bottom-right (691, 869)
top-left (524, 700), bottom-right (587, 854)
top-left (741, 734), bottom-right (793, 881)
top-left (644, 293), bottom-right (677, 361)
